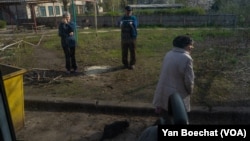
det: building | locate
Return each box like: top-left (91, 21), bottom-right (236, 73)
top-left (187, 0), bottom-right (214, 10)
top-left (0, 0), bottom-right (102, 24)
top-left (129, 0), bottom-right (183, 10)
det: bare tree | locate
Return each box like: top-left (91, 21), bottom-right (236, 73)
top-left (60, 0), bottom-right (70, 11)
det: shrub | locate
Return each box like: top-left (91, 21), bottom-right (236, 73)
top-left (0, 20), bottom-right (6, 28)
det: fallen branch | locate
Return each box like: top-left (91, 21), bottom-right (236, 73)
top-left (1, 34), bottom-right (45, 52)
top-left (22, 40), bottom-right (36, 46)
top-left (49, 75), bottom-right (62, 84)
top-left (53, 75), bottom-right (62, 81)
top-left (0, 40), bottom-right (23, 51)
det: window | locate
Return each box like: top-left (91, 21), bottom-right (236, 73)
top-left (62, 6), bottom-right (70, 14)
top-left (61, 6), bottom-right (64, 12)
top-left (39, 6), bottom-right (46, 17)
top-left (77, 5), bottom-right (84, 15)
top-left (55, 6), bottom-right (60, 15)
top-left (48, 6), bottom-right (54, 16)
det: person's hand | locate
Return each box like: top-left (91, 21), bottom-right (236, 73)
top-left (62, 18), bottom-right (67, 24)
top-left (69, 32), bottom-right (74, 36)
top-left (120, 21), bottom-right (123, 27)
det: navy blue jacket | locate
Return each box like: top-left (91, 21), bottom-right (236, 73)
top-left (119, 15), bottom-right (138, 40)
top-left (58, 21), bottom-right (76, 48)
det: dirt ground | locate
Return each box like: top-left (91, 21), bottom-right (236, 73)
top-left (22, 42), bottom-right (156, 104)
top-left (16, 111), bottom-right (157, 141)
top-left (14, 42), bottom-right (159, 141)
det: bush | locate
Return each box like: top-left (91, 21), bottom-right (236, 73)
top-left (0, 20), bottom-right (6, 29)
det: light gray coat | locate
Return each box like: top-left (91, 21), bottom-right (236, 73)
top-left (153, 47), bottom-right (195, 112)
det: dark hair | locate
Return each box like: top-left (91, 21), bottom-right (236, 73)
top-left (173, 35), bottom-right (193, 48)
top-left (125, 6), bottom-right (132, 11)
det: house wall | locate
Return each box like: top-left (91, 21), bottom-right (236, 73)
top-left (35, 2), bottom-right (63, 18)
top-left (0, 0), bottom-right (87, 23)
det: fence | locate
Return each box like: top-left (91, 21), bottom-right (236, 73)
top-left (18, 14), bottom-right (237, 29)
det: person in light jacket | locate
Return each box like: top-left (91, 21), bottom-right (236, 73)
top-left (153, 35), bottom-right (195, 117)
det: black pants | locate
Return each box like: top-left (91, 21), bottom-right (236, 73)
top-left (121, 39), bottom-right (136, 67)
top-left (63, 46), bottom-right (77, 71)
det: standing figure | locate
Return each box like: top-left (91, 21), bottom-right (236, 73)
top-left (119, 6), bottom-right (138, 70)
top-left (153, 35), bottom-right (195, 119)
top-left (58, 11), bottom-right (77, 74)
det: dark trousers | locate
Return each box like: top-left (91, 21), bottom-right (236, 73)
top-left (121, 39), bottom-right (136, 66)
top-left (63, 46), bottom-right (77, 71)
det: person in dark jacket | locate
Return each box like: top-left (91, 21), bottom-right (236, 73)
top-left (58, 11), bottom-right (77, 74)
top-left (119, 6), bottom-right (138, 70)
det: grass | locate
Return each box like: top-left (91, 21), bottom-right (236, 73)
top-left (2, 27), bottom-right (250, 108)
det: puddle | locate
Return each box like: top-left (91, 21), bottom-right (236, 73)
top-left (84, 65), bottom-right (124, 76)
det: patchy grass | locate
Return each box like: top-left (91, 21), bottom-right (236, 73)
top-left (2, 27), bottom-right (250, 109)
